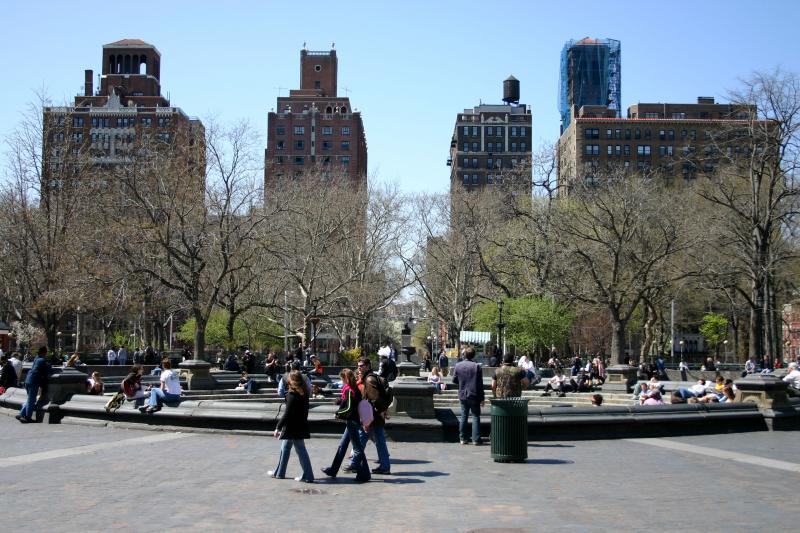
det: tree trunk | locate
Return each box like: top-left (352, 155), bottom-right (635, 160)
top-left (750, 278), bottom-right (764, 359)
top-left (610, 318), bottom-right (626, 365)
top-left (226, 308), bottom-right (236, 345)
top-left (194, 312), bottom-right (206, 361)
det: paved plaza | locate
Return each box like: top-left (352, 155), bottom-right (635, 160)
top-left (0, 410), bottom-right (796, 532)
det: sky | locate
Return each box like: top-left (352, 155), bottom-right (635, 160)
top-left (2, 0), bottom-right (800, 194)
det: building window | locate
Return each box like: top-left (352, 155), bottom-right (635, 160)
top-left (668, 130), bottom-right (675, 141)
top-left (495, 143), bottom-right (503, 153)
top-left (277, 140), bottom-right (285, 150)
top-left (584, 144), bottom-right (600, 155)
top-left (496, 159), bottom-right (503, 169)
top-left (140, 117), bottom-right (152, 127)
top-left (615, 145), bottom-right (621, 156)
top-left (606, 129), bottom-right (612, 139)
top-left (72, 117), bottom-right (84, 127)
top-left (584, 128), bottom-right (599, 139)
top-left (321, 126), bottom-right (332, 135)
top-left (341, 156), bottom-right (350, 166)
top-left (487, 126), bottom-right (494, 136)
top-left (672, 112), bottom-right (686, 119)
top-left (634, 128), bottom-right (641, 140)
top-left (637, 161), bottom-right (650, 171)
top-left (471, 158), bottom-right (478, 168)
top-left (520, 142), bottom-right (526, 151)
top-left (607, 145), bottom-right (613, 156)
top-left (511, 142), bottom-right (517, 152)
top-left (294, 156), bottom-right (304, 165)
top-left (487, 174), bottom-right (494, 184)
top-left (487, 158), bottom-right (493, 169)
top-left (463, 174), bottom-right (470, 184)
top-left (637, 145), bottom-right (651, 156)
top-left (463, 157), bottom-right (469, 168)
top-left (463, 126), bottom-right (469, 136)
top-left (644, 129), bottom-right (651, 139)
top-left (319, 141), bottom-right (329, 150)
top-left (463, 143), bottom-right (469, 152)
top-left (496, 126), bottom-right (504, 136)
top-left (158, 117), bottom-right (169, 127)
top-left (294, 140), bottom-right (304, 150)
top-left (294, 126), bottom-right (305, 135)
top-left (472, 174), bottom-right (479, 184)
top-left (471, 126), bottom-right (478, 136)
top-left (72, 132), bottom-right (84, 142)
top-left (690, 130), bottom-right (696, 140)
top-left (659, 130), bottom-right (666, 141)
top-left (624, 129), bottom-right (631, 140)
top-left (624, 145), bottom-right (631, 156)
top-left (118, 118), bottom-right (133, 127)
top-left (520, 127), bottom-right (526, 136)
top-left (511, 127), bottom-right (518, 136)
top-left (341, 141), bottom-right (350, 151)
top-left (644, 112), bottom-right (659, 119)
top-left (342, 127), bottom-right (351, 136)
top-left (471, 142), bottom-right (478, 151)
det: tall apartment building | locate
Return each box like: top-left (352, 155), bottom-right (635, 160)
top-left (264, 48), bottom-right (367, 192)
top-left (559, 37), bottom-right (621, 133)
top-left (557, 97), bottom-right (754, 192)
top-left (42, 39), bottom-right (204, 197)
top-left (448, 77), bottom-right (532, 194)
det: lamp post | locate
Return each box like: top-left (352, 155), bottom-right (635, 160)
top-left (679, 339), bottom-right (684, 363)
top-left (723, 339), bottom-right (729, 364)
top-left (310, 298), bottom-right (320, 357)
top-left (56, 331), bottom-right (62, 357)
top-left (496, 300), bottom-right (506, 358)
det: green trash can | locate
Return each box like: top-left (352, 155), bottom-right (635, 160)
top-left (490, 398), bottom-right (529, 463)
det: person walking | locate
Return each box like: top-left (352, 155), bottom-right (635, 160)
top-left (452, 346), bottom-right (485, 445)
top-left (438, 349), bottom-right (449, 377)
top-left (357, 357), bottom-right (391, 475)
top-left (106, 346), bottom-right (117, 366)
top-left (320, 368), bottom-right (370, 482)
top-left (117, 346), bottom-right (128, 367)
top-left (17, 346), bottom-right (51, 423)
top-left (268, 371), bottom-right (314, 483)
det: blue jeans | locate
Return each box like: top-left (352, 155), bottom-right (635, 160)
top-left (19, 383), bottom-right (40, 421)
top-left (339, 419), bottom-right (370, 479)
top-left (356, 424), bottom-right (390, 471)
top-left (459, 399), bottom-right (482, 443)
top-left (148, 388), bottom-right (181, 407)
top-left (274, 438), bottom-right (314, 481)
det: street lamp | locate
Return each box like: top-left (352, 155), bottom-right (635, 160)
top-left (56, 331), bottom-right (63, 357)
top-left (496, 300), bottom-right (506, 359)
top-left (679, 339), bottom-right (684, 362)
top-left (723, 339), bottom-right (729, 364)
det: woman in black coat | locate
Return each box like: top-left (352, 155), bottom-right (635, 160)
top-left (268, 370), bottom-right (314, 482)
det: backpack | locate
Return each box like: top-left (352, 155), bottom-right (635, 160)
top-left (367, 374), bottom-right (394, 412)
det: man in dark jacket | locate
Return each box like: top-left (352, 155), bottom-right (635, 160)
top-left (452, 346), bottom-right (485, 445)
top-left (17, 346), bottom-right (51, 423)
top-left (0, 354), bottom-right (18, 392)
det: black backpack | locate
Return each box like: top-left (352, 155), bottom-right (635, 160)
top-left (367, 374), bottom-right (394, 412)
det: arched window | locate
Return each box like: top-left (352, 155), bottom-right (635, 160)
top-left (124, 55), bottom-right (131, 74)
top-left (340, 105), bottom-right (347, 114)
top-left (326, 106), bottom-right (332, 114)
top-left (116, 55), bottom-right (123, 74)
top-left (139, 55), bottom-right (147, 74)
top-left (108, 55), bottom-right (115, 74)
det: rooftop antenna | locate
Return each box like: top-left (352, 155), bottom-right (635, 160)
top-left (274, 86), bottom-right (288, 97)
top-left (331, 42), bottom-right (336, 49)
top-left (302, 41), bottom-right (307, 50)
top-left (343, 86), bottom-right (352, 97)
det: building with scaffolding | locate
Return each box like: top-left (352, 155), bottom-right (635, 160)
top-left (559, 37), bottom-right (621, 133)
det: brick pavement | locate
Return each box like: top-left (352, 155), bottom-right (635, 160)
top-left (0, 409), bottom-right (796, 532)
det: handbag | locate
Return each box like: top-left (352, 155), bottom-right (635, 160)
top-left (358, 398), bottom-right (374, 428)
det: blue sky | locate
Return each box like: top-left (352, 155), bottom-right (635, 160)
top-left (2, 0), bottom-right (800, 193)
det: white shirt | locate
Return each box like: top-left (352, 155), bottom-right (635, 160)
top-left (689, 382), bottom-right (708, 395)
top-left (9, 356), bottom-right (22, 379)
top-left (517, 356), bottom-right (534, 371)
top-left (377, 345), bottom-right (391, 357)
top-left (107, 349), bottom-right (117, 361)
top-left (160, 369), bottom-right (182, 395)
top-left (783, 369), bottom-right (800, 389)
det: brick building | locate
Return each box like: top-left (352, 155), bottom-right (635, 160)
top-left (42, 39), bottom-right (204, 197)
top-left (264, 48), bottom-right (367, 193)
top-left (557, 97), bottom-right (754, 192)
top-left (448, 77), bottom-right (532, 195)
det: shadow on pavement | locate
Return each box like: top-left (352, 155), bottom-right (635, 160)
top-left (523, 459), bottom-right (574, 465)
top-left (528, 443), bottom-right (575, 448)
top-left (389, 459), bottom-right (432, 465)
top-left (390, 470), bottom-right (449, 478)
top-left (380, 478), bottom-right (426, 484)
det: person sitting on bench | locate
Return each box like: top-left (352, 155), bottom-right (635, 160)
top-left (140, 359), bottom-right (182, 413)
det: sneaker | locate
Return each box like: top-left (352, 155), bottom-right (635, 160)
top-left (294, 477), bottom-right (314, 483)
top-left (267, 470), bottom-right (284, 479)
top-left (138, 406), bottom-right (149, 413)
top-left (321, 467), bottom-right (337, 478)
top-left (342, 465), bottom-right (357, 473)
top-left (472, 440), bottom-right (484, 446)
top-left (459, 439), bottom-right (468, 445)
top-left (371, 468), bottom-right (391, 475)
